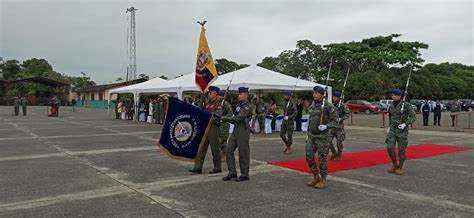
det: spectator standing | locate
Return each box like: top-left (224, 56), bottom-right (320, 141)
top-left (433, 100), bottom-right (442, 126)
top-left (420, 99), bottom-right (432, 126)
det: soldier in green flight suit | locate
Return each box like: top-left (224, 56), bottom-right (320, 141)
top-left (219, 87), bottom-right (253, 182)
top-left (281, 91), bottom-right (297, 154)
top-left (329, 91), bottom-right (350, 161)
top-left (217, 90), bottom-right (233, 160)
top-left (189, 86), bottom-right (223, 174)
top-left (306, 86), bottom-right (337, 189)
top-left (256, 97), bottom-right (267, 134)
top-left (386, 89), bottom-right (416, 175)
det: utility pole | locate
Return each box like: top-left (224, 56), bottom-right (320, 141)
top-left (126, 7), bottom-right (137, 82)
top-left (0, 57), bottom-right (4, 79)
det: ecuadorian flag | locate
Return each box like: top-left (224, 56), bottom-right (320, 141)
top-left (195, 26), bottom-right (218, 92)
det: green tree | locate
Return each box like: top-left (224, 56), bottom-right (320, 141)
top-left (2, 59), bottom-right (21, 80)
top-left (214, 58), bottom-right (249, 75)
top-left (138, 74), bottom-right (149, 80)
top-left (22, 58), bottom-right (53, 76)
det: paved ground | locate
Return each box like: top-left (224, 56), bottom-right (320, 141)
top-left (1, 106), bottom-right (473, 217)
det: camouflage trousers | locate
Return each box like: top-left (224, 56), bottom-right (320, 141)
top-left (329, 128), bottom-right (346, 153)
top-left (305, 135), bottom-right (331, 177)
top-left (280, 121), bottom-right (294, 147)
top-left (385, 130), bottom-right (408, 164)
top-left (219, 123), bottom-right (230, 153)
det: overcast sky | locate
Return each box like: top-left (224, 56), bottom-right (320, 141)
top-left (1, 0), bottom-right (472, 84)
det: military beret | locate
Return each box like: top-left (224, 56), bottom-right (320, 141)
top-left (392, 89), bottom-right (402, 96)
top-left (218, 90), bottom-right (225, 97)
top-left (313, 86), bottom-right (325, 94)
top-left (238, 87), bottom-right (249, 93)
top-left (284, 90), bottom-right (293, 97)
top-left (208, 86), bottom-right (220, 93)
top-left (333, 91), bottom-right (341, 97)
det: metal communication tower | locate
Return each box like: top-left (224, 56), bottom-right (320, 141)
top-left (126, 7), bottom-right (137, 81)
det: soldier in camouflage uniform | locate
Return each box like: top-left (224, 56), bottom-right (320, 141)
top-left (306, 86), bottom-right (337, 189)
top-left (256, 98), bottom-right (267, 134)
top-left (450, 99), bottom-right (461, 127)
top-left (386, 89), bottom-right (416, 175)
top-left (220, 87), bottom-right (253, 182)
top-left (281, 91), bottom-right (297, 154)
top-left (329, 91), bottom-right (350, 161)
top-left (20, 96), bottom-right (28, 116)
top-left (217, 90), bottom-right (232, 160)
top-left (13, 96), bottom-right (20, 116)
top-left (189, 86), bottom-right (223, 174)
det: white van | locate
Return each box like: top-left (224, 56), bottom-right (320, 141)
top-left (379, 100), bottom-right (393, 111)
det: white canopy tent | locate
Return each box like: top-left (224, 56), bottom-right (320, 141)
top-left (109, 77), bottom-right (167, 107)
top-left (109, 66), bottom-right (331, 121)
top-left (136, 65), bottom-right (331, 99)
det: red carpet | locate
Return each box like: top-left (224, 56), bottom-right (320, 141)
top-left (268, 144), bottom-right (471, 173)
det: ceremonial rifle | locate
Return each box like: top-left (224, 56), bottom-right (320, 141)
top-left (285, 75), bottom-right (300, 116)
top-left (221, 70), bottom-right (235, 106)
top-left (400, 64), bottom-right (413, 121)
top-left (319, 56), bottom-right (333, 125)
top-left (338, 67), bottom-right (350, 108)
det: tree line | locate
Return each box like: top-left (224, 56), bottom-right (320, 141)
top-left (1, 33), bottom-right (472, 100)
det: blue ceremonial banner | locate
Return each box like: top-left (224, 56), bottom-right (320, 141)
top-left (158, 97), bottom-right (213, 161)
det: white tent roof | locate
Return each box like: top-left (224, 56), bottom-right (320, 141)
top-left (109, 77), bottom-right (167, 94)
top-left (137, 65), bottom-right (329, 98)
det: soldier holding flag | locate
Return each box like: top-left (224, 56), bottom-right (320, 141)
top-left (220, 87), bottom-right (253, 182)
top-left (189, 86), bottom-right (223, 174)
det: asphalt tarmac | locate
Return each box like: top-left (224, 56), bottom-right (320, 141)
top-left (1, 106), bottom-right (473, 217)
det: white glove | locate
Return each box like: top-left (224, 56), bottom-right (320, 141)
top-left (284, 116), bottom-right (289, 120)
top-left (305, 136), bottom-right (309, 143)
top-left (318, 125), bottom-right (327, 131)
top-left (337, 118), bottom-right (342, 123)
top-left (387, 127), bottom-right (390, 133)
top-left (398, 123), bottom-right (406, 130)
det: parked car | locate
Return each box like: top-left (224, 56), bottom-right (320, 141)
top-left (346, 100), bottom-right (381, 114)
top-left (379, 99), bottom-right (393, 111)
top-left (371, 102), bottom-right (384, 110)
top-left (460, 99), bottom-right (473, 111)
top-left (441, 100), bottom-right (452, 110)
top-left (409, 99), bottom-right (424, 111)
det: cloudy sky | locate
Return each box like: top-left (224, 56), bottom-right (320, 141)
top-left (1, 0), bottom-right (472, 84)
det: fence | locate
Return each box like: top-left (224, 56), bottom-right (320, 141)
top-left (75, 100), bottom-right (115, 109)
top-left (347, 111), bottom-right (473, 132)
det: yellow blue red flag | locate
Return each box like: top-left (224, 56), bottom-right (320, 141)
top-left (195, 26), bottom-right (218, 92)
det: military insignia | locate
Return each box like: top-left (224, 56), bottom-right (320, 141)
top-left (244, 106), bottom-right (250, 111)
top-left (169, 115), bottom-right (198, 149)
top-left (236, 106), bottom-right (241, 112)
